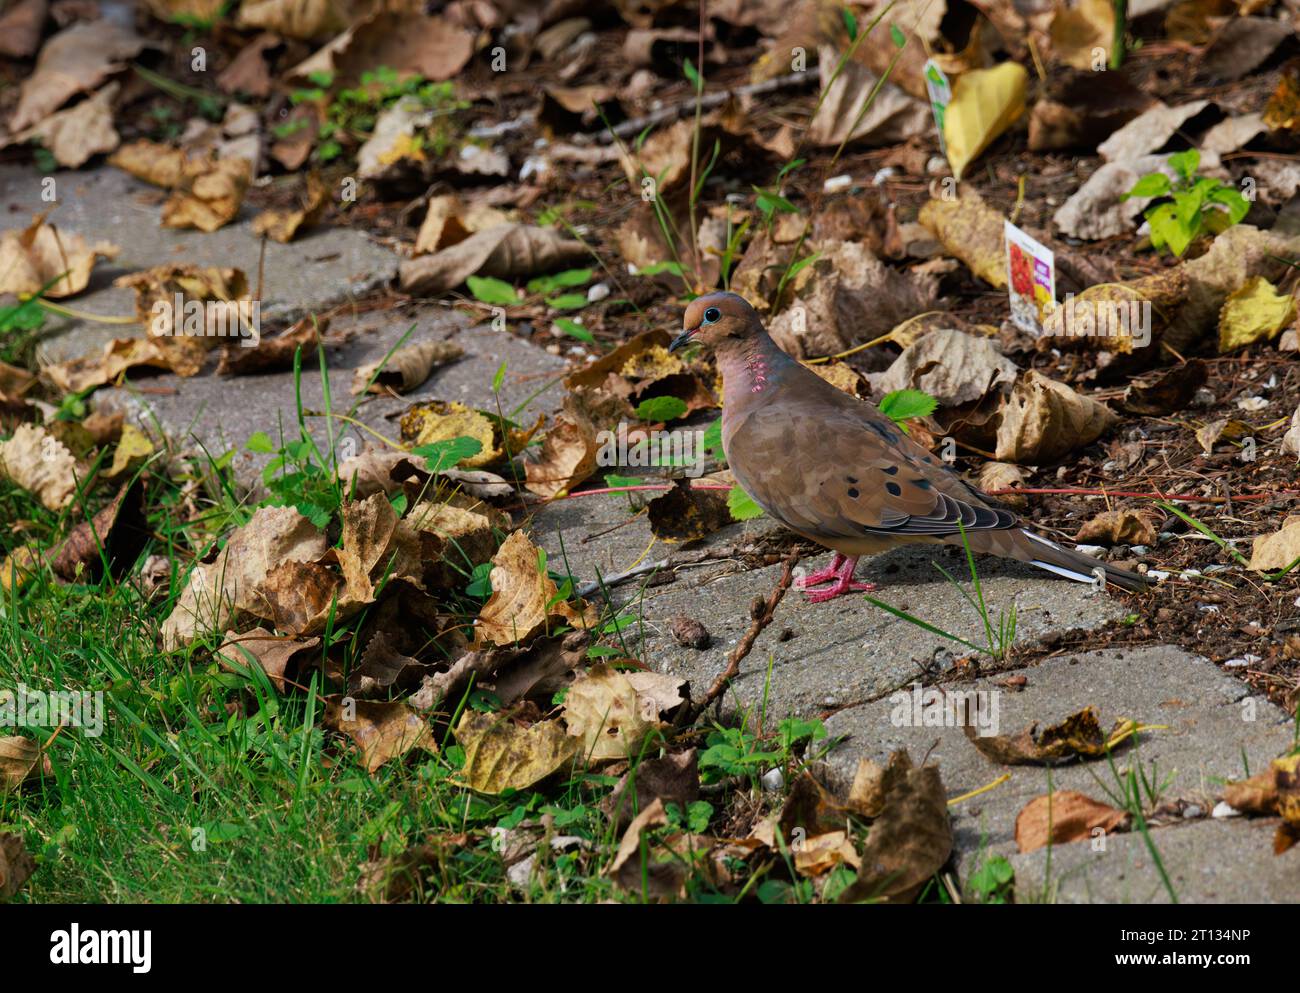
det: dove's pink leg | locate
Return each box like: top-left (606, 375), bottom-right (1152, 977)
top-left (800, 554), bottom-right (878, 603)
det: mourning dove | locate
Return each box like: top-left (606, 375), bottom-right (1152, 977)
top-left (669, 292), bottom-right (1147, 601)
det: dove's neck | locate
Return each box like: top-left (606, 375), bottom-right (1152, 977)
top-left (717, 331), bottom-right (794, 410)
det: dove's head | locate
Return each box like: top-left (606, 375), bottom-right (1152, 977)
top-left (669, 291), bottom-right (762, 353)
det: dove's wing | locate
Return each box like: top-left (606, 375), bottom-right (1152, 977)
top-left (724, 383), bottom-right (1017, 544)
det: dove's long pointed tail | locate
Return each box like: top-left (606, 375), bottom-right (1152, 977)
top-left (1010, 528), bottom-right (1149, 592)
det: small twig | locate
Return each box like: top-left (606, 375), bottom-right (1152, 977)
top-left (682, 547), bottom-right (801, 723)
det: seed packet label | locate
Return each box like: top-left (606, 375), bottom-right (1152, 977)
top-left (923, 60), bottom-right (952, 154)
top-left (1004, 220), bottom-right (1056, 335)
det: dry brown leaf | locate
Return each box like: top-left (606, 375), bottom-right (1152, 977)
top-left (161, 505), bottom-right (329, 650)
top-left (216, 628), bottom-right (321, 693)
top-left (51, 478), bottom-right (148, 583)
top-left (217, 32), bottom-right (279, 98)
top-left (0, 0), bottom-right (47, 59)
top-left (1014, 790), bottom-right (1129, 854)
top-left (42, 336), bottom-right (174, 394)
top-left (109, 138), bottom-right (189, 188)
top-left (995, 371), bottom-right (1120, 464)
top-left (9, 19), bottom-right (146, 132)
top-left (217, 315), bottom-right (321, 376)
top-left (0, 362), bottom-right (36, 403)
top-left (348, 630), bottom-right (426, 697)
top-left (1195, 417), bottom-right (1252, 455)
top-left (350, 340), bottom-right (464, 396)
top-left (0, 423), bottom-right (78, 511)
top-left (251, 171), bottom-right (328, 243)
top-left (808, 44), bottom-right (928, 147)
top-left (603, 749), bottom-right (699, 829)
top-left (1074, 509), bottom-right (1158, 547)
top-left (116, 264), bottom-right (252, 376)
top-left (235, 0), bottom-right (350, 39)
top-left (0, 737), bottom-right (51, 793)
top-left (250, 559), bottom-right (344, 634)
top-left (12, 82), bottom-right (119, 168)
top-left (918, 193), bottom-right (1007, 288)
top-left (562, 664), bottom-right (664, 761)
top-left (455, 709), bottom-right (579, 794)
top-left (406, 496), bottom-right (508, 588)
top-left (0, 215), bottom-right (120, 299)
top-left (964, 706), bottom-right (1141, 765)
top-left (1249, 516), bottom-right (1300, 572)
top-left (647, 480), bottom-right (731, 543)
top-left (795, 830), bottom-right (862, 878)
top-left (324, 697), bottom-right (435, 773)
top-left (876, 327), bottom-right (1018, 407)
top-left (838, 751), bottom-right (951, 904)
top-left (607, 797), bottom-right (683, 899)
top-left (475, 530), bottom-right (597, 647)
top-left (162, 156), bottom-right (251, 232)
top-left (414, 195), bottom-right (512, 255)
top-left (335, 448), bottom-right (427, 499)
top-left (0, 832), bottom-right (35, 901)
top-left (977, 462), bottom-right (1027, 508)
top-left (399, 224), bottom-right (588, 297)
top-left (523, 404), bottom-right (599, 499)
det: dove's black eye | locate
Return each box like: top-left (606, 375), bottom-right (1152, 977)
top-left (703, 307), bottom-right (722, 324)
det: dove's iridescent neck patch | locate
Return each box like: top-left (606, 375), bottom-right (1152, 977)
top-left (745, 354), bottom-right (769, 393)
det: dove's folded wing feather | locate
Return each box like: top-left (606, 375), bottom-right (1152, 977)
top-left (726, 395), bottom-right (1016, 545)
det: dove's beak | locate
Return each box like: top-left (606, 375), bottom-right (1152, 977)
top-left (668, 326), bottom-right (697, 352)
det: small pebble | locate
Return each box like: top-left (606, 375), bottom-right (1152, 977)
top-left (1130, 545), bottom-right (1149, 555)
top-left (1183, 804), bottom-right (1203, 819)
top-left (1237, 396), bottom-right (1268, 412)
top-left (1076, 544), bottom-right (1106, 556)
top-left (586, 282), bottom-right (610, 303)
top-left (925, 156), bottom-right (948, 175)
top-left (1211, 801), bottom-right (1241, 819)
top-left (761, 768), bottom-right (784, 791)
top-left (871, 167), bottom-right (896, 185)
top-left (669, 615), bottom-right (711, 650)
top-left (1146, 570), bottom-right (1171, 581)
top-left (823, 174), bottom-right (853, 193)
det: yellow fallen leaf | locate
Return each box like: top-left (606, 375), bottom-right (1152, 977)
top-left (1218, 276), bottom-right (1297, 352)
top-left (455, 710), bottom-right (578, 794)
top-left (475, 530), bottom-right (597, 646)
top-left (943, 62), bottom-right (1027, 181)
top-left (0, 547), bottom-right (40, 593)
top-left (917, 192), bottom-right (1006, 288)
top-left (104, 423), bottom-right (154, 480)
top-left (399, 400), bottom-right (499, 468)
top-left (1050, 0), bottom-right (1114, 70)
top-left (562, 664), bottom-right (662, 761)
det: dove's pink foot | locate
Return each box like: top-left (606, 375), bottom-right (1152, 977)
top-left (799, 554), bottom-right (877, 603)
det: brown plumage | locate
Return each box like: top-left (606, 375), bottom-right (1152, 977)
top-left (669, 291), bottom-right (1148, 601)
